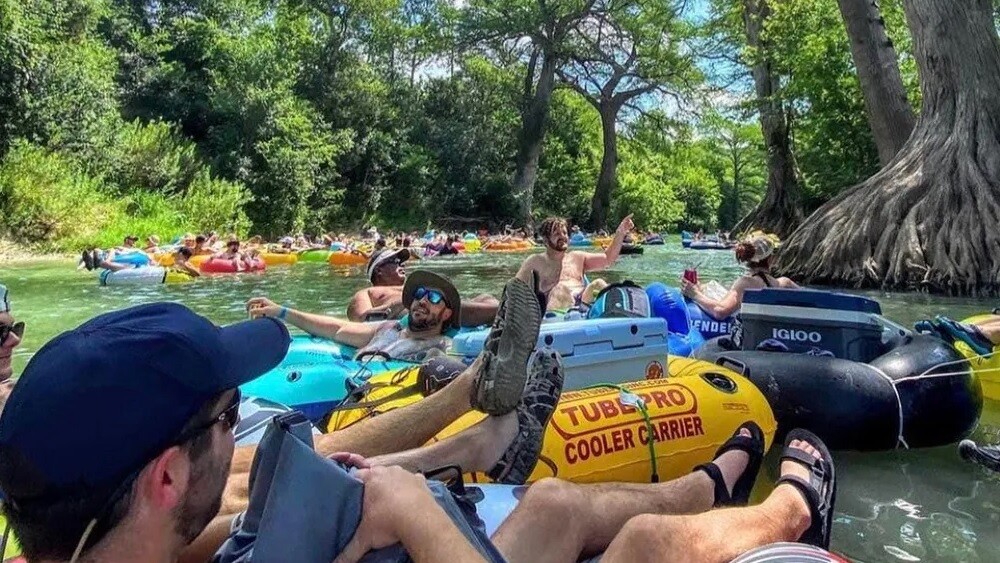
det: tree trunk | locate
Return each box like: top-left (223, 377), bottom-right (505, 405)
top-left (837, 0), bottom-right (916, 166)
top-left (733, 0), bottom-right (803, 239)
top-left (588, 103), bottom-right (619, 229)
top-left (779, 0), bottom-right (1000, 295)
top-left (511, 53), bottom-right (558, 232)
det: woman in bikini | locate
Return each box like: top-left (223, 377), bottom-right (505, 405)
top-left (681, 231), bottom-right (800, 320)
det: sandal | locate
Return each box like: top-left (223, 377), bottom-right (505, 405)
top-left (487, 348), bottom-right (564, 484)
top-left (777, 428), bottom-right (837, 550)
top-left (693, 421), bottom-right (765, 507)
top-left (471, 276), bottom-right (543, 415)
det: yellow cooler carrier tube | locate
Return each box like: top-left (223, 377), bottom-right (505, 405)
top-left (326, 357), bottom-right (777, 484)
top-left (956, 314), bottom-right (1000, 402)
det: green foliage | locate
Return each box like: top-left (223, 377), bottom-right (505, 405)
top-left (0, 0), bottom-right (927, 247)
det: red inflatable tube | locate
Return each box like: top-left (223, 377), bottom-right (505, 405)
top-left (200, 256), bottom-right (266, 274)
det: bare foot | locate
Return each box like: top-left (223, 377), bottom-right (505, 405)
top-left (776, 439), bottom-right (820, 527)
top-left (713, 427), bottom-right (751, 495)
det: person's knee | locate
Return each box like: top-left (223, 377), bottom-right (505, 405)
top-left (520, 477), bottom-right (587, 518)
top-left (471, 294), bottom-right (499, 306)
top-left (611, 515), bottom-right (678, 561)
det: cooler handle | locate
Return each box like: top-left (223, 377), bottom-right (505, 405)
top-left (716, 357), bottom-right (748, 376)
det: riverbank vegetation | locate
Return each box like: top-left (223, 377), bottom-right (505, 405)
top-left (3, 0), bottom-right (998, 294)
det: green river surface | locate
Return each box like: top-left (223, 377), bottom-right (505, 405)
top-left (3, 237), bottom-right (1000, 562)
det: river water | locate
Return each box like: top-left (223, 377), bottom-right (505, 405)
top-left (3, 239), bottom-right (1000, 562)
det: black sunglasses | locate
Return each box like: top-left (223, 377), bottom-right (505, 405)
top-left (0, 322), bottom-right (24, 346)
top-left (174, 389), bottom-right (242, 445)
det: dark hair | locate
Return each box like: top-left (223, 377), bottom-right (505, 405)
top-left (177, 247), bottom-right (193, 259)
top-left (195, 235), bottom-right (206, 244)
top-left (1, 394), bottom-right (222, 560)
top-left (735, 242), bottom-right (772, 269)
top-left (539, 217), bottom-right (567, 239)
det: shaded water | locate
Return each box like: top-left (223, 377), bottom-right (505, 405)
top-left (3, 238), bottom-right (1000, 562)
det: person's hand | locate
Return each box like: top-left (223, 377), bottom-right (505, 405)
top-left (246, 297), bottom-right (281, 319)
top-left (616, 214), bottom-right (635, 235)
top-left (680, 277), bottom-right (698, 298)
top-left (334, 466), bottom-right (435, 563)
top-left (328, 452), bottom-right (371, 469)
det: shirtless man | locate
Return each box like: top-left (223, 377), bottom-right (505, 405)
top-left (516, 215), bottom-right (634, 312)
top-left (348, 250), bottom-right (500, 326)
top-left (251, 270), bottom-right (460, 362)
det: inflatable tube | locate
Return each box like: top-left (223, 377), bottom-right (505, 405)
top-left (260, 252), bottom-right (298, 266)
top-left (592, 236), bottom-right (614, 247)
top-left (330, 242), bottom-right (346, 251)
top-left (695, 334), bottom-right (982, 450)
top-left (463, 239), bottom-right (482, 253)
top-left (99, 267), bottom-right (194, 286)
top-left (298, 248), bottom-right (332, 262)
top-left (328, 251), bottom-right (367, 267)
top-left (569, 234), bottom-right (593, 247)
top-left (686, 301), bottom-right (736, 340)
top-left (645, 235), bottom-right (665, 245)
top-left (327, 359), bottom-right (776, 484)
top-left (110, 250), bottom-right (151, 267)
top-left (235, 396), bottom-right (322, 447)
top-left (688, 241), bottom-right (733, 250)
top-left (952, 314), bottom-right (1000, 401)
top-left (484, 241), bottom-right (533, 252)
top-left (620, 244), bottom-right (644, 255)
top-left (200, 256), bottom-right (266, 274)
top-left (239, 335), bottom-right (413, 421)
top-left (646, 283), bottom-right (705, 356)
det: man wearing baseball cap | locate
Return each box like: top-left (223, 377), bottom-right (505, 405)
top-left (250, 270), bottom-right (460, 363)
top-left (348, 250), bottom-right (500, 326)
top-left (347, 248), bottom-right (412, 321)
top-left (0, 302), bottom-right (290, 562)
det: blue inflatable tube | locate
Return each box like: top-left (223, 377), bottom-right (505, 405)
top-left (686, 301), bottom-right (736, 339)
top-left (239, 335), bottom-right (414, 421)
top-left (645, 283), bottom-right (705, 356)
top-left (110, 250), bottom-right (151, 267)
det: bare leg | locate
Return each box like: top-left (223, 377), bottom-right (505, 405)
top-left (491, 434), bottom-right (752, 563)
top-left (368, 412), bottom-right (518, 473)
top-left (600, 440), bottom-right (820, 563)
top-left (973, 316), bottom-right (1000, 344)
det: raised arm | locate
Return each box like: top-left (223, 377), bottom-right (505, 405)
top-left (246, 297), bottom-right (380, 348)
top-left (582, 214), bottom-right (634, 272)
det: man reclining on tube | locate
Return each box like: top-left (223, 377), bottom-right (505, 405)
top-left (348, 249), bottom-right (500, 327)
top-left (248, 270), bottom-right (463, 363)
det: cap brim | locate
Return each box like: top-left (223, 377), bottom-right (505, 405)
top-left (216, 317), bottom-right (290, 386)
top-left (402, 270), bottom-right (461, 329)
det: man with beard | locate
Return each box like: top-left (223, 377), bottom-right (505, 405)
top-left (517, 215), bottom-right (635, 312)
top-left (347, 252), bottom-right (500, 327)
top-left (251, 270), bottom-right (461, 362)
top-left (0, 302), bottom-right (290, 563)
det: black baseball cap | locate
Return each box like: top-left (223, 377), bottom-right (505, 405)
top-left (0, 303), bottom-right (290, 502)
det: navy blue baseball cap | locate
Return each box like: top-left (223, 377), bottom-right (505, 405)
top-left (0, 302), bottom-right (290, 501)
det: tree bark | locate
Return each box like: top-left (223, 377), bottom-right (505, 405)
top-left (837, 0), bottom-right (916, 166)
top-left (779, 0), bottom-right (1000, 295)
top-left (511, 53), bottom-right (558, 232)
top-left (733, 0), bottom-right (803, 239)
top-left (588, 103), bottom-right (619, 229)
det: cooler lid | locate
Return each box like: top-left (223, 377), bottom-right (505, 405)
top-left (451, 317), bottom-right (668, 358)
top-left (742, 288), bottom-right (881, 314)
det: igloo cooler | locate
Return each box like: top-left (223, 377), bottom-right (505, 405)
top-left (739, 289), bottom-right (884, 362)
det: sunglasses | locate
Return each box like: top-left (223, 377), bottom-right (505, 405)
top-left (413, 286), bottom-right (448, 307)
top-left (176, 389), bottom-right (242, 443)
top-left (0, 322), bottom-right (24, 346)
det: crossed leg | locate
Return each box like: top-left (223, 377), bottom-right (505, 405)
top-left (489, 436), bottom-right (818, 563)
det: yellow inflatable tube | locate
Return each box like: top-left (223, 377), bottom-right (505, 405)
top-left (955, 314), bottom-right (1000, 402)
top-left (260, 252), bottom-right (299, 266)
top-left (327, 358), bottom-right (777, 484)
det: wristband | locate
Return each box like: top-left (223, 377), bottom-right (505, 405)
top-left (278, 306), bottom-right (289, 320)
